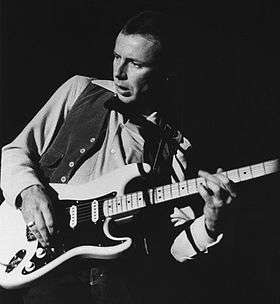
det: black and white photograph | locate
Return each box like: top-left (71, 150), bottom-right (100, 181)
top-left (0, 1), bottom-right (279, 303)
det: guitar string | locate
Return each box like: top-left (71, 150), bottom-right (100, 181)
top-left (68, 177), bottom-right (245, 220)
top-left (74, 202), bottom-right (144, 223)
top-left (64, 163), bottom-right (272, 212)
top-left (72, 170), bottom-right (259, 224)
top-left (65, 196), bottom-right (139, 212)
top-left (0, 163), bottom-right (276, 269)
top-left (72, 193), bottom-right (149, 223)
top-left (68, 167), bottom-right (266, 220)
top-left (74, 172), bottom-right (275, 225)
top-left (75, 203), bottom-right (145, 222)
top-left (64, 165), bottom-right (274, 225)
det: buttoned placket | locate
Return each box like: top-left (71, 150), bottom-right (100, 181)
top-left (61, 137), bottom-right (96, 183)
top-left (109, 123), bottom-right (122, 162)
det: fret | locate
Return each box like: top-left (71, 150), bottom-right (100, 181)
top-left (163, 185), bottom-right (172, 201)
top-left (107, 200), bottom-right (113, 216)
top-left (112, 198), bottom-right (117, 215)
top-left (126, 194), bottom-right (132, 211)
top-left (238, 166), bottom-right (253, 181)
top-left (132, 193), bottom-right (138, 209)
top-left (106, 199), bottom-right (111, 215)
top-left (148, 189), bottom-right (154, 205)
top-left (171, 183), bottom-right (180, 198)
top-left (137, 192), bottom-right (145, 208)
top-left (187, 179), bottom-right (197, 194)
top-left (116, 197), bottom-right (122, 213)
top-left (196, 177), bottom-right (206, 188)
top-left (103, 201), bottom-right (108, 217)
top-left (226, 169), bottom-right (240, 183)
top-left (179, 181), bottom-right (188, 197)
top-left (251, 163), bottom-right (265, 178)
top-left (121, 196), bottom-right (127, 212)
top-left (264, 159), bottom-right (279, 175)
top-left (104, 200), bottom-right (109, 216)
top-left (155, 186), bottom-right (164, 203)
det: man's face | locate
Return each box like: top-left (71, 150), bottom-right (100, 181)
top-left (113, 33), bottom-right (162, 105)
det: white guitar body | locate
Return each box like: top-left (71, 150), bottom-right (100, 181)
top-left (0, 158), bottom-right (278, 290)
top-left (0, 163), bottom-right (151, 290)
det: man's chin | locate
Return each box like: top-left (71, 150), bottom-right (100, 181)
top-left (116, 93), bottom-right (136, 104)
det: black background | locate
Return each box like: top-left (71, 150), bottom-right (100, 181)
top-left (1, 0), bottom-right (280, 303)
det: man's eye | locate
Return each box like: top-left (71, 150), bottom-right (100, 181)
top-left (113, 53), bottom-right (120, 59)
top-left (131, 62), bottom-right (142, 68)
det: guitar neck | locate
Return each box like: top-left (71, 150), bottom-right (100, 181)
top-left (103, 158), bottom-right (279, 217)
top-left (152, 158), bottom-right (279, 203)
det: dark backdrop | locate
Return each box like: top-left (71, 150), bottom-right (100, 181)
top-left (1, 1), bottom-right (280, 303)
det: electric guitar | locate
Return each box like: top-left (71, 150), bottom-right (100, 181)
top-left (0, 159), bottom-right (279, 290)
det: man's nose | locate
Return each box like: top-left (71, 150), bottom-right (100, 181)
top-left (114, 61), bottom-right (127, 80)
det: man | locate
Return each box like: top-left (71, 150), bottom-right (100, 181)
top-left (0, 11), bottom-right (236, 304)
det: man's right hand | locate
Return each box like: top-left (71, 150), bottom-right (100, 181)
top-left (20, 185), bottom-right (55, 247)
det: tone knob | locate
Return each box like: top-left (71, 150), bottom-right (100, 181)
top-left (25, 261), bottom-right (35, 272)
top-left (36, 247), bottom-right (46, 259)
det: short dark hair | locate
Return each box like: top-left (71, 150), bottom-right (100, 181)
top-left (120, 11), bottom-right (174, 69)
top-left (121, 11), bottom-right (170, 47)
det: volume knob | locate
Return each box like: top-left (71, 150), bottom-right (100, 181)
top-left (25, 261), bottom-right (35, 273)
top-left (36, 247), bottom-right (46, 259)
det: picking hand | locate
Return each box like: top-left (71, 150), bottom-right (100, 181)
top-left (20, 185), bottom-right (55, 247)
top-left (198, 168), bottom-right (236, 236)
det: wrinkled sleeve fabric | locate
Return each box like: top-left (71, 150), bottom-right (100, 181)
top-left (0, 75), bottom-right (91, 207)
top-left (170, 135), bottom-right (223, 262)
top-left (170, 216), bottom-right (223, 262)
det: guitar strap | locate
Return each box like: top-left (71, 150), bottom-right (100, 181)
top-left (151, 122), bottom-right (178, 173)
top-left (104, 98), bottom-right (178, 185)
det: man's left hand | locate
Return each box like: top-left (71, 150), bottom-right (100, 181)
top-left (198, 168), bottom-right (237, 238)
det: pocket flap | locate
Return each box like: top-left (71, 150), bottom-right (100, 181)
top-left (39, 147), bottom-right (64, 168)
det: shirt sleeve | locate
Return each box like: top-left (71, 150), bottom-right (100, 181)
top-left (170, 135), bottom-right (223, 262)
top-left (170, 216), bottom-right (223, 262)
top-left (0, 75), bottom-right (91, 207)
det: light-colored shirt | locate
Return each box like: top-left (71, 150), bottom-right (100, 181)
top-left (0, 75), bottom-right (221, 261)
top-left (69, 110), bottom-right (152, 183)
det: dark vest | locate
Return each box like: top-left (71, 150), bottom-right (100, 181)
top-left (38, 82), bottom-right (175, 187)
